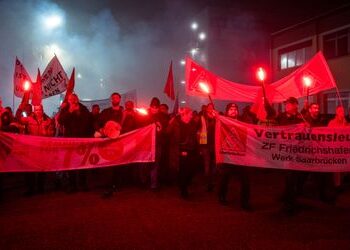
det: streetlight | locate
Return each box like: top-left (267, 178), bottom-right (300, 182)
top-left (191, 48), bottom-right (198, 57)
top-left (191, 22), bottom-right (198, 30)
top-left (199, 32), bottom-right (206, 41)
top-left (180, 59), bottom-right (186, 66)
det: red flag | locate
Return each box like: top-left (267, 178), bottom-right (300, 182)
top-left (31, 69), bottom-right (42, 106)
top-left (163, 61), bottom-right (175, 100)
top-left (63, 68), bottom-right (75, 103)
top-left (185, 52), bottom-right (335, 103)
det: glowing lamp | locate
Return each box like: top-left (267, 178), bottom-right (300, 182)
top-left (199, 32), bottom-right (206, 41)
top-left (256, 67), bottom-right (266, 82)
top-left (191, 48), bottom-right (197, 56)
top-left (191, 22), bottom-right (198, 30)
top-left (136, 108), bottom-right (148, 116)
top-left (303, 76), bottom-right (313, 88)
top-left (23, 80), bottom-right (31, 91)
top-left (303, 76), bottom-right (314, 102)
top-left (199, 82), bottom-right (210, 94)
top-left (198, 82), bottom-right (214, 107)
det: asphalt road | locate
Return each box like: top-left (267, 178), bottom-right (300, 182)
top-left (1, 170), bottom-right (350, 249)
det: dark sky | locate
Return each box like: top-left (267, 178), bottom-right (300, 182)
top-left (0, 0), bottom-right (349, 112)
top-left (59, 0), bottom-right (350, 32)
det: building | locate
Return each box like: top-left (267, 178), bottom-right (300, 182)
top-left (270, 4), bottom-right (350, 114)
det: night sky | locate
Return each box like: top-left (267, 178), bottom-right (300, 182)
top-left (0, 0), bottom-right (348, 113)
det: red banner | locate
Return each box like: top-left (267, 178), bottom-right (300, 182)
top-left (186, 52), bottom-right (336, 103)
top-left (0, 125), bottom-right (155, 172)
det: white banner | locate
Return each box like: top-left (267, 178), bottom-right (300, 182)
top-left (13, 57), bottom-right (32, 97)
top-left (0, 125), bottom-right (155, 172)
top-left (41, 55), bottom-right (69, 98)
top-left (216, 116), bottom-right (350, 172)
top-left (81, 89), bottom-right (137, 110)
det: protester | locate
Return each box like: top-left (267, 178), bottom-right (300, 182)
top-left (276, 97), bottom-right (304, 215)
top-left (304, 103), bottom-right (328, 127)
top-left (20, 104), bottom-right (56, 195)
top-left (305, 102), bottom-right (336, 204)
top-left (328, 105), bottom-right (349, 127)
top-left (15, 103), bottom-right (33, 134)
top-left (0, 107), bottom-right (21, 133)
top-left (97, 92), bottom-right (123, 129)
top-left (91, 104), bottom-right (101, 132)
top-left (138, 97), bottom-right (169, 191)
top-left (328, 105), bottom-right (349, 192)
top-left (198, 103), bottom-right (216, 192)
top-left (58, 93), bottom-right (93, 193)
top-left (120, 100), bottom-right (138, 134)
top-left (218, 103), bottom-right (252, 211)
top-left (167, 107), bottom-right (198, 199)
top-left (159, 103), bottom-right (169, 115)
top-left (97, 92), bottom-right (124, 198)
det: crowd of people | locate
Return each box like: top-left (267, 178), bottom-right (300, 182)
top-left (1, 93), bottom-right (350, 216)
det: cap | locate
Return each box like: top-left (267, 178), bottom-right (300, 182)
top-left (284, 97), bottom-right (298, 105)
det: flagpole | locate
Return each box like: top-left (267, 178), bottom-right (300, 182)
top-left (333, 83), bottom-right (343, 109)
top-left (12, 90), bottom-right (15, 111)
top-left (208, 94), bottom-right (214, 108)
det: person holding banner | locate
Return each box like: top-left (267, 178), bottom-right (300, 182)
top-left (218, 103), bottom-right (252, 211)
top-left (198, 103), bottom-right (216, 192)
top-left (97, 92), bottom-right (124, 198)
top-left (328, 105), bottom-right (349, 192)
top-left (167, 107), bottom-right (198, 199)
top-left (58, 93), bottom-right (94, 193)
top-left (276, 97), bottom-right (304, 215)
top-left (304, 103), bottom-right (336, 204)
top-left (20, 104), bottom-right (55, 195)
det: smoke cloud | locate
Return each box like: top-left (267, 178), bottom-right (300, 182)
top-left (0, 0), bottom-right (270, 114)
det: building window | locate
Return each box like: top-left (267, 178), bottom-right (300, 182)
top-left (278, 41), bottom-right (312, 70)
top-left (323, 28), bottom-right (350, 59)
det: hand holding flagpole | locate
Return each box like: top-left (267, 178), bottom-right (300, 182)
top-left (256, 67), bottom-right (267, 101)
top-left (199, 82), bottom-right (214, 108)
top-left (302, 76), bottom-right (313, 102)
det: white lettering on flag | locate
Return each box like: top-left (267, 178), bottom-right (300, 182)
top-left (13, 57), bottom-right (32, 98)
top-left (41, 55), bottom-right (68, 99)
